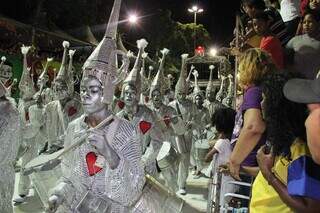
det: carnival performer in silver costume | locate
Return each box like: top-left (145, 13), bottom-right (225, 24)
top-left (44, 41), bottom-right (82, 153)
top-left (163, 74), bottom-right (175, 105)
top-left (0, 56), bottom-right (17, 106)
top-left (117, 39), bottom-right (163, 176)
top-left (190, 70), bottom-right (211, 178)
top-left (46, 1), bottom-right (204, 211)
top-left (216, 74), bottom-right (227, 103)
top-left (35, 58), bottom-right (54, 105)
top-left (15, 45), bottom-right (39, 203)
top-left (203, 65), bottom-right (224, 118)
top-left (222, 74), bottom-right (235, 108)
top-left (169, 54), bottom-right (197, 195)
top-left (0, 80), bottom-right (20, 212)
top-left (140, 51), bottom-right (152, 105)
top-left (47, 0), bottom-right (145, 211)
top-left (148, 48), bottom-right (186, 192)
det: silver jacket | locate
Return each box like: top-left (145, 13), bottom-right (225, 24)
top-left (51, 115), bottom-right (145, 212)
top-left (117, 105), bottom-right (163, 175)
top-left (0, 99), bottom-right (20, 212)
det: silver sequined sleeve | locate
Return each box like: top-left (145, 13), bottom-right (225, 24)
top-left (104, 119), bottom-right (145, 207)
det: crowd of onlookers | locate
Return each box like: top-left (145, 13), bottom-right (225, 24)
top-left (206, 0), bottom-right (320, 211)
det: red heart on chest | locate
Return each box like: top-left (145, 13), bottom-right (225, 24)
top-left (145, 96), bottom-right (149, 103)
top-left (68, 106), bottom-right (77, 117)
top-left (139, 121), bottom-right (152, 134)
top-left (163, 115), bottom-right (171, 127)
top-left (86, 152), bottom-right (103, 176)
top-left (117, 100), bottom-right (125, 109)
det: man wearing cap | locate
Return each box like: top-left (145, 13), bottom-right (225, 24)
top-left (284, 76), bottom-right (320, 164)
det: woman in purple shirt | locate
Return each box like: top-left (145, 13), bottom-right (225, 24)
top-left (228, 48), bottom-right (275, 180)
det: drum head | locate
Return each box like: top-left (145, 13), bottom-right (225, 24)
top-left (157, 142), bottom-right (171, 161)
top-left (25, 149), bottom-right (64, 169)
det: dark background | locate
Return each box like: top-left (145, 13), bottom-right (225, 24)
top-left (0, 0), bottom-right (241, 46)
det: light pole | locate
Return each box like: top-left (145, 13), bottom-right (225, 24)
top-left (128, 14), bottom-right (138, 24)
top-left (188, 5), bottom-right (203, 50)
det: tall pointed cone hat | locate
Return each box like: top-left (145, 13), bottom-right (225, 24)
top-left (19, 45), bottom-right (36, 98)
top-left (140, 52), bottom-right (148, 78)
top-left (148, 65), bottom-right (154, 80)
top-left (39, 57), bottom-right (53, 82)
top-left (140, 51), bottom-right (152, 95)
top-left (175, 53), bottom-right (189, 94)
top-left (0, 56), bottom-right (7, 84)
top-left (0, 80), bottom-right (6, 97)
top-left (226, 74), bottom-right (234, 97)
top-left (82, 0), bottom-right (126, 104)
top-left (6, 78), bottom-right (17, 97)
top-left (67, 49), bottom-right (76, 94)
top-left (150, 48), bottom-right (169, 96)
top-left (206, 65), bottom-right (215, 95)
top-left (216, 75), bottom-right (227, 102)
top-left (122, 38), bottom-right (148, 98)
top-left (192, 70), bottom-right (203, 98)
top-left (55, 41), bottom-right (70, 83)
top-left (0, 56), bottom-right (6, 72)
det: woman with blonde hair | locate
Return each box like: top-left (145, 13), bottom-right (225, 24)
top-left (228, 48), bottom-right (275, 180)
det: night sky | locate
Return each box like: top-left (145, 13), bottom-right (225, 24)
top-left (124, 0), bottom-right (241, 46)
top-left (0, 0), bottom-right (241, 46)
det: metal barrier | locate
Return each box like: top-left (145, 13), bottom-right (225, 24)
top-left (207, 170), bottom-right (252, 213)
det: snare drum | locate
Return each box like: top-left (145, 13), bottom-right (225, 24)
top-left (157, 142), bottom-right (178, 170)
top-left (24, 149), bottom-right (63, 209)
top-left (133, 175), bottom-right (201, 213)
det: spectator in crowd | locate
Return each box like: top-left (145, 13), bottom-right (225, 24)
top-left (308, 0), bottom-right (320, 12)
top-left (250, 71), bottom-right (320, 212)
top-left (286, 11), bottom-right (320, 79)
top-left (279, 0), bottom-right (301, 38)
top-left (228, 48), bottom-right (274, 180)
top-left (242, 0), bottom-right (290, 45)
top-left (204, 107), bottom-right (238, 208)
top-left (252, 11), bottom-right (284, 69)
top-left (284, 75), bottom-right (320, 164)
top-left (298, 0), bottom-right (320, 34)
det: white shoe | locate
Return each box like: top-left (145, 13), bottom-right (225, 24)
top-left (13, 195), bottom-right (26, 204)
top-left (177, 188), bottom-right (187, 195)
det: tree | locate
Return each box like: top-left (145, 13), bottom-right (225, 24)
top-left (134, 10), bottom-right (212, 75)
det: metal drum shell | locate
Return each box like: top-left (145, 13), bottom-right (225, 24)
top-left (132, 175), bottom-right (201, 213)
top-left (157, 142), bottom-right (178, 170)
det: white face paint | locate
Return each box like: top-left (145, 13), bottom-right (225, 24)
top-left (123, 84), bottom-right (137, 107)
top-left (80, 77), bottom-right (106, 115)
top-left (0, 64), bottom-right (13, 82)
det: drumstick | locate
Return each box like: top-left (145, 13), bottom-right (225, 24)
top-left (56, 115), bottom-right (115, 159)
top-left (23, 116), bottom-right (116, 174)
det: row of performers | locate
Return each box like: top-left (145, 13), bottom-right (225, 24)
top-left (0, 0), bottom-right (234, 212)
